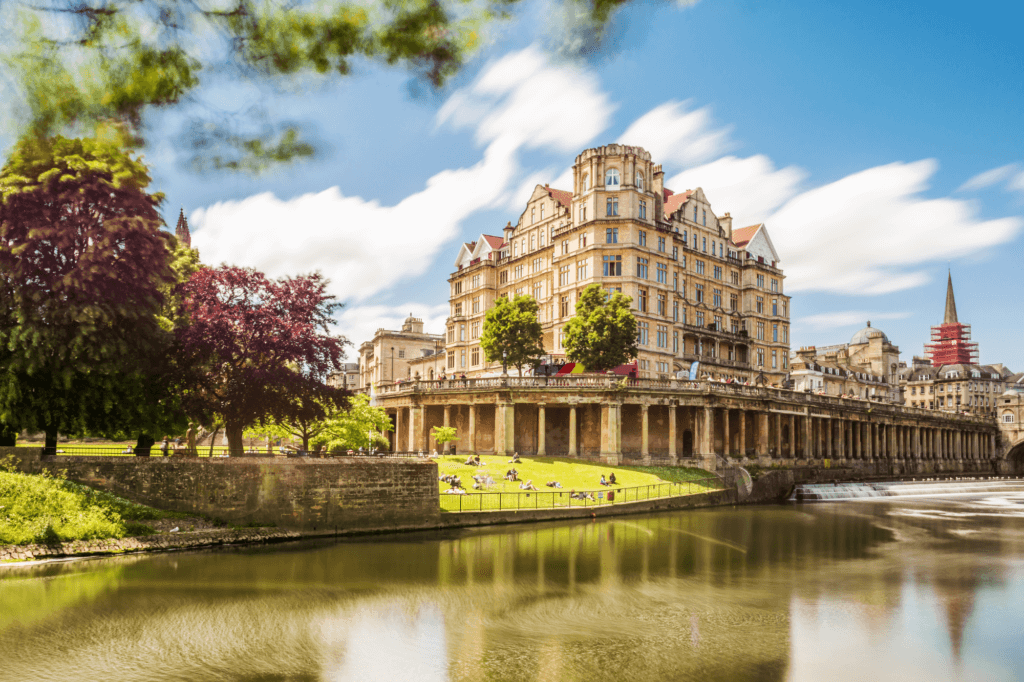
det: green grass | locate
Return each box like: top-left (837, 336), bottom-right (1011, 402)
top-left (0, 470), bottom-right (186, 546)
top-left (433, 455), bottom-right (721, 512)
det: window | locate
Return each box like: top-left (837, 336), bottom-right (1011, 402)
top-left (695, 283), bottom-right (704, 303)
top-left (1004, 414), bottom-right (1015, 423)
top-left (638, 321), bottom-right (649, 345)
top-left (514, 264), bottom-right (525, 279)
top-left (638, 230), bottom-right (647, 247)
top-left (447, 326), bottom-right (455, 342)
top-left (638, 288), bottom-right (648, 312)
top-left (577, 259), bottom-right (589, 280)
top-left (702, 209), bottom-right (706, 226)
top-left (693, 233), bottom-right (698, 249)
top-left (757, 274), bottom-right (765, 288)
top-left (459, 324), bottom-right (466, 341)
top-left (772, 299), bottom-right (778, 316)
top-left (559, 264), bottom-right (570, 286)
top-left (636, 257), bottom-right (649, 279)
top-left (696, 259), bottom-right (705, 275)
top-left (398, 349), bottom-right (406, 359)
top-left (606, 197), bottom-right (619, 216)
top-left (771, 350), bottom-right (777, 369)
top-left (713, 314), bottom-right (722, 330)
top-left (579, 233), bottom-right (587, 248)
top-left (471, 275), bottom-right (480, 289)
top-left (561, 240), bottom-right (570, 255)
top-left (454, 302), bottom-right (463, 316)
top-left (531, 207), bottom-right (536, 224)
top-left (693, 206), bottom-right (698, 223)
top-left (513, 242), bottom-right (518, 258)
top-left (783, 326), bottom-right (788, 343)
top-left (540, 204), bottom-right (545, 220)
top-left (771, 278), bottom-right (778, 292)
top-left (682, 307), bottom-right (688, 325)
top-left (730, 294), bottom-right (738, 311)
top-left (656, 263), bottom-right (668, 283)
top-left (657, 325), bottom-right (668, 348)
top-left (471, 321), bottom-right (480, 339)
top-left (448, 351), bottom-right (455, 369)
top-left (756, 296), bottom-right (764, 313)
top-left (673, 300), bottom-right (679, 322)
top-left (731, 270), bottom-right (739, 285)
top-left (460, 349), bottom-right (466, 368)
top-left (673, 331), bottom-right (679, 353)
top-left (639, 200), bottom-right (647, 220)
top-left (606, 227), bottom-right (618, 243)
top-left (454, 281), bottom-right (462, 294)
top-left (636, 171), bottom-right (644, 190)
top-left (782, 301), bottom-right (788, 317)
top-left (582, 174), bottom-right (589, 191)
top-left (657, 293), bottom-right (666, 316)
top-left (681, 255), bottom-right (687, 270)
top-left (580, 206), bottom-right (587, 222)
top-left (530, 234), bottom-right (535, 251)
top-left (756, 321), bottom-right (765, 341)
top-left (657, 236), bottom-right (666, 253)
top-left (605, 168), bottom-right (620, 187)
top-left (673, 271), bottom-right (679, 291)
top-left (471, 347), bottom-right (479, 366)
top-left (499, 270), bottom-right (508, 285)
top-left (757, 348), bottom-right (765, 366)
top-left (603, 255), bottom-right (622, 276)
top-left (711, 240), bottom-right (715, 256)
top-left (713, 288), bottom-right (721, 308)
top-left (472, 296), bottom-right (480, 314)
top-left (560, 295), bottom-right (571, 318)
top-left (773, 324), bottom-right (778, 342)
top-left (783, 355), bottom-right (788, 370)
top-left (672, 246), bottom-right (678, 261)
top-left (533, 257), bottom-right (543, 273)
top-left (540, 229), bottom-right (546, 247)
top-left (713, 265), bottom-right (722, 280)
top-left (730, 319), bottom-right (739, 334)
top-left (696, 310), bottom-right (705, 327)
top-left (533, 283), bottom-right (542, 301)
top-left (702, 237), bottom-right (707, 253)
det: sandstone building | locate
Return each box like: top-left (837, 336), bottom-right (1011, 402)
top-left (789, 321), bottom-right (901, 402)
top-left (358, 315), bottom-right (444, 391)
top-left (445, 145), bottom-right (791, 382)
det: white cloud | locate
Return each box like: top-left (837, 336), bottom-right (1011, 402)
top-left (957, 164), bottom-right (1019, 192)
top-left (335, 302), bottom-right (449, 351)
top-left (193, 45), bottom-right (614, 304)
top-left (1009, 170), bottom-right (1024, 194)
top-left (767, 160), bottom-right (1023, 294)
top-left (618, 101), bottom-right (733, 169)
top-left (666, 155), bottom-right (806, 227)
top-left (796, 311), bottom-right (911, 331)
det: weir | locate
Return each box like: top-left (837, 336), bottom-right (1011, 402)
top-left (790, 478), bottom-right (1024, 502)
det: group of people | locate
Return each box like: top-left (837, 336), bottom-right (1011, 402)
top-left (570, 490), bottom-right (596, 502)
top-left (504, 468), bottom-right (519, 481)
top-left (156, 424), bottom-right (198, 456)
top-left (599, 473), bottom-right (617, 486)
top-left (440, 473), bottom-right (466, 494)
top-left (464, 454), bottom-right (482, 466)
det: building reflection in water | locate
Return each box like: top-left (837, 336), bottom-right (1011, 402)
top-left (1, 494), bottom-right (1023, 681)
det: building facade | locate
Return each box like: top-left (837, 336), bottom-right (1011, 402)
top-left (328, 363), bottom-right (361, 391)
top-left (358, 315), bottom-right (444, 391)
top-left (446, 144), bottom-right (791, 382)
top-left (790, 321), bottom-right (902, 402)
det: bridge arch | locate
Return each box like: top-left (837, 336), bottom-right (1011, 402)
top-left (1008, 441), bottom-right (1024, 475)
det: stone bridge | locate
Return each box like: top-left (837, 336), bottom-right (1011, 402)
top-left (373, 376), bottom-right (1001, 475)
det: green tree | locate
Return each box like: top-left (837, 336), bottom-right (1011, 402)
top-left (3, 1), bottom-right (636, 170)
top-left (563, 284), bottom-right (638, 372)
top-left (480, 294), bottom-right (545, 376)
top-left (431, 425), bottom-right (457, 453)
top-left (0, 135), bottom-right (182, 449)
top-left (313, 394), bottom-right (392, 452)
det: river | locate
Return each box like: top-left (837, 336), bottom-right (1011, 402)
top-left (2, 482), bottom-right (1024, 682)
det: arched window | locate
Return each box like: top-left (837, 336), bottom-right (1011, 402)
top-left (1003, 413), bottom-right (1015, 423)
top-left (582, 174), bottom-right (590, 191)
top-left (635, 171), bottom-right (644, 191)
top-left (605, 168), bottom-right (620, 187)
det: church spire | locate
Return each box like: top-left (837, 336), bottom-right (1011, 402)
top-left (943, 270), bottom-right (958, 324)
top-left (175, 208), bottom-right (191, 247)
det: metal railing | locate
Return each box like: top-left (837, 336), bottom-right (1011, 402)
top-left (439, 477), bottom-right (724, 512)
top-left (37, 446), bottom-right (431, 459)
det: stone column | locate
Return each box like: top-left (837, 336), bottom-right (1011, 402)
top-left (668, 404), bottom-right (677, 463)
top-left (601, 403), bottom-right (622, 465)
top-left (702, 406), bottom-right (715, 470)
top-left (853, 420), bottom-right (861, 460)
top-left (407, 406), bottom-right (416, 452)
top-left (468, 404), bottom-right (476, 454)
top-left (826, 418), bottom-right (833, 461)
top-left (774, 413), bottom-right (783, 459)
top-left (757, 411), bottom-right (770, 463)
top-left (803, 414), bottom-right (812, 462)
top-left (788, 415), bottom-right (796, 458)
top-left (723, 409), bottom-right (731, 458)
top-left (443, 405), bottom-right (451, 454)
top-left (568, 405), bottom-right (578, 457)
top-left (836, 419), bottom-right (844, 461)
top-left (494, 403), bottom-right (507, 457)
top-left (411, 405), bottom-right (427, 452)
top-left (641, 404), bottom-right (650, 463)
top-left (537, 404), bottom-right (546, 457)
top-left (739, 410), bottom-right (747, 459)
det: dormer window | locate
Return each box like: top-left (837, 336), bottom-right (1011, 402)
top-left (635, 171), bottom-right (644, 191)
top-left (605, 168), bottom-right (620, 187)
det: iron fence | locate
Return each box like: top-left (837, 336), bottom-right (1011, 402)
top-left (36, 446), bottom-right (431, 459)
top-left (439, 477), bottom-right (724, 513)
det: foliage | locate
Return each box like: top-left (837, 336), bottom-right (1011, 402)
top-left (480, 294), bottom-right (545, 376)
top-left (431, 425), bottom-right (457, 447)
top-left (175, 265), bottom-right (349, 454)
top-left (563, 284), bottom-right (638, 371)
top-left (0, 470), bottom-right (181, 545)
top-left (311, 394), bottom-right (392, 452)
top-left (0, 135), bottom-right (183, 447)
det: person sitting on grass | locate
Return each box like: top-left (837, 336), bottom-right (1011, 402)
top-left (508, 452), bottom-right (521, 464)
top-left (609, 473), bottom-right (617, 485)
top-left (600, 475), bottom-right (609, 486)
top-left (519, 480), bottom-right (539, 491)
top-left (545, 481), bottom-right (563, 489)
top-left (465, 455), bottom-right (476, 465)
top-left (505, 468), bottom-right (519, 482)
top-left (445, 486), bottom-right (467, 495)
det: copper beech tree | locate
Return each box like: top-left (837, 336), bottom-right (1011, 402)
top-left (175, 266), bottom-right (350, 455)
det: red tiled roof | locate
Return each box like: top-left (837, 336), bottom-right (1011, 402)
top-left (730, 224), bottom-right (761, 247)
top-left (662, 190), bottom-right (692, 218)
top-left (482, 235), bottom-right (505, 250)
top-left (546, 188), bottom-right (572, 209)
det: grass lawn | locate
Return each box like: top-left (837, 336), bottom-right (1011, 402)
top-left (0, 470), bottom-right (188, 546)
top-left (434, 455), bottom-right (721, 512)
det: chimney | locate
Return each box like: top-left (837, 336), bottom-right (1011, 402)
top-left (652, 164), bottom-right (664, 221)
top-left (720, 212), bottom-right (733, 240)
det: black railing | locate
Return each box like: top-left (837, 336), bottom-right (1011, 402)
top-left (37, 446), bottom-right (430, 459)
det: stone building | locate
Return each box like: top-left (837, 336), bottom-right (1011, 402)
top-left (328, 363), bottom-right (360, 391)
top-left (175, 208), bottom-right (191, 247)
top-left (358, 315), bottom-right (444, 391)
top-left (789, 321), bottom-right (902, 402)
top-left (998, 375), bottom-right (1024, 468)
top-left (445, 144), bottom-right (791, 382)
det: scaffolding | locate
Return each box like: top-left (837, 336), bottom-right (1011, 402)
top-left (924, 322), bottom-right (979, 367)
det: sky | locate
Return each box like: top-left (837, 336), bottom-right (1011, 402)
top-left (4, 0), bottom-right (1023, 369)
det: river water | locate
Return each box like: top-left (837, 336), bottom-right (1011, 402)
top-left (2, 483), bottom-right (1024, 682)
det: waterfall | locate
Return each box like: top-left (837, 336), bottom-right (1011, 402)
top-left (790, 479), bottom-right (1024, 502)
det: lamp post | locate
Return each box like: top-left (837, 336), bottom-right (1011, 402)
top-left (434, 338), bottom-right (441, 380)
top-left (502, 349), bottom-right (508, 376)
top-left (390, 346), bottom-right (395, 384)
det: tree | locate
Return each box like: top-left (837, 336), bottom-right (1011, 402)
top-left (431, 425), bottom-right (457, 453)
top-left (313, 394), bottom-right (393, 453)
top-left (0, 135), bottom-right (182, 449)
top-left (175, 265), bottom-right (349, 455)
top-left (480, 294), bottom-right (545, 376)
top-left (563, 284), bottom-right (638, 372)
top-left (255, 394), bottom-right (350, 452)
top-left (3, 1), bottom-right (635, 170)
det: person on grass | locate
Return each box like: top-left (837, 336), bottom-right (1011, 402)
top-left (609, 473), bottom-right (617, 485)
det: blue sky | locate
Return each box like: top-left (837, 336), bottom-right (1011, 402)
top-left (4, 0), bottom-right (1022, 369)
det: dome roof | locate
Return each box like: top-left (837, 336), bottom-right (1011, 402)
top-left (850, 321), bottom-right (889, 346)
top-left (1001, 388), bottom-right (1023, 397)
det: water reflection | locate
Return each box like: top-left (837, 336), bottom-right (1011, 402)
top-left (1, 484), bottom-right (1024, 681)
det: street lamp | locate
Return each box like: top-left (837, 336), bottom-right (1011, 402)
top-left (502, 349), bottom-right (508, 376)
top-left (390, 346), bottom-right (395, 384)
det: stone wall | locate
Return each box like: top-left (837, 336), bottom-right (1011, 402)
top-left (3, 448), bottom-right (440, 532)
